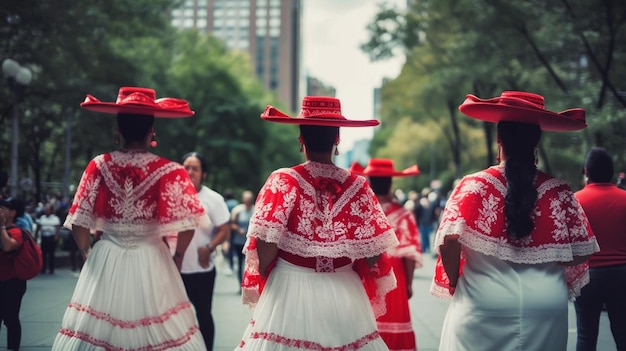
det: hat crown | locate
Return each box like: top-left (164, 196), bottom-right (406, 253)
top-left (500, 91), bottom-right (545, 110)
top-left (298, 96), bottom-right (342, 118)
top-left (116, 87), bottom-right (158, 106)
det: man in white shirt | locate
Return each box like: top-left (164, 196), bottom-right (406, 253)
top-left (167, 152), bottom-right (231, 350)
top-left (35, 204), bottom-right (60, 274)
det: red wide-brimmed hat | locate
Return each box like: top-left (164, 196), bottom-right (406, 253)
top-left (80, 87), bottom-right (195, 118)
top-left (351, 159), bottom-right (420, 177)
top-left (459, 91), bottom-right (586, 132)
top-left (260, 96), bottom-right (379, 127)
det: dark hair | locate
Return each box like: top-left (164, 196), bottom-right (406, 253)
top-left (181, 152), bottom-right (209, 174)
top-left (585, 147), bottom-right (613, 183)
top-left (116, 113), bottom-right (155, 144)
top-left (0, 197), bottom-right (25, 220)
top-left (0, 171), bottom-right (7, 189)
top-left (368, 176), bottom-right (392, 196)
top-left (299, 125), bottom-right (339, 153)
top-left (498, 121), bottom-right (541, 240)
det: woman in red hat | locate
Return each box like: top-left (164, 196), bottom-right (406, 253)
top-left (235, 96), bottom-right (399, 350)
top-left (52, 87), bottom-right (209, 350)
top-left (431, 91), bottom-right (599, 351)
top-left (354, 159), bottom-right (423, 351)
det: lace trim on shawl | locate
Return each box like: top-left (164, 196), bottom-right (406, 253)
top-left (249, 220), bottom-right (397, 260)
top-left (370, 266), bottom-right (396, 318)
top-left (248, 166), bottom-right (397, 259)
top-left (435, 217), bottom-right (598, 264)
top-left (65, 153), bottom-right (208, 238)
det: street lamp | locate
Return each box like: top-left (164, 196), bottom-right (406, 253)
top-left (3, 58), bottom-right (32, 197)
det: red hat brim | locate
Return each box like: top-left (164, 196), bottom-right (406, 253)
top-left (80, 95), bottom-right (194, 118)
top-left (459, 94), bottom-right (586, 132)
top-left (260, 106), bottom-right (379, 127)
top-left (351, 161), bottom-right (420, 177)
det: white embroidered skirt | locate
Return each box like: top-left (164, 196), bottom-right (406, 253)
top-left (235, 258), bottom-right (389, 351)
top-left (51, 235), bottom-right (206, 351)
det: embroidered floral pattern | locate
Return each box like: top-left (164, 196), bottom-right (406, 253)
top-left (247, 330), bottom-right (381, 351)
top-left (241, 162), bottom-right (398, 308)
top-left (67, 301), bottom-right (192, 328)
top-left (58, 325), bottom-right (199, 351)
top-left (432, 166), bottom-right (598, 299)
top-left (64, 151), bottom-right (207, 241)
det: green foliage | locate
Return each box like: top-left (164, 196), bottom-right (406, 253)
top-left (1, 1), bottom-right (300, 200)
top-left (363, 0), bottom-right (626, 188)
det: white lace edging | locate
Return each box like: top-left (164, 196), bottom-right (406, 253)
top-left (64, 211), bottom-right (209, 237)
top-left (371, 268), bottom-right (397, 318)
top-left (568, 269), bottom-right (590, 299)
top-left (430, 280), bottom-right (453, 300)
top-left (437, 218), bottom-right (594, 264)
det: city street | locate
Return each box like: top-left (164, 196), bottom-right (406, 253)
top-left (0, 252), bottom-right (617, 351)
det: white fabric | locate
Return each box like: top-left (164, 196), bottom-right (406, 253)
top-left (166, 186), bottom-right (230, 273)
top-left (235, 258), bottom-right (390, 351)
top-left (52, 233), bottom-right (206, 350)
top-left (438, 248), bottom-right (568, 351)
top-left (38, 214), bottom-right (60, 237)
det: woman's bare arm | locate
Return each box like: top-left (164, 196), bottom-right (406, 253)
top-left (256, 239), bottom-right (279, 278)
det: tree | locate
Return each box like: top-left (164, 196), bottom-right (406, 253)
top-left (362, 0), bottom-right (626, 190)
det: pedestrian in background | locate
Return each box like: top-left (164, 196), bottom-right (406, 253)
top-left (230, 190), bottom-right (255, 285)
top-left (0, 197), bottom-right (28, 351)
top-left (574, 147), bottom-right (626, 351)
top-left (235, 96), bottom-right (398, 350)
top-left (165, 151), bottom-right (231, 350)
top-left (354, 159), bottom-right (423, 351)
top-left (432, 91), bottom-right (599, 351)
top-left (35, 204), bottom-right (60, 274)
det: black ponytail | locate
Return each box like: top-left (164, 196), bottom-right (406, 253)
top-left (498, 121), bottom-right (541, 240)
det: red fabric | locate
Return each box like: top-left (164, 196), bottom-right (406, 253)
top-left (65, 151), bottom-right (206, 236)
top-left (432, 166), bottom-right (598, 299)
top-left (241, 162), bottom-right (399, 309)
top-left (575, 183), bottom-right (626, 268)
top-left (0, 226), bottom-right (23, 281)
top-left (374, 201), bottom-right (422, 350)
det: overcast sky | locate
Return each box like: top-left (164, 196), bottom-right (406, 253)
top-left (301, 0), bottom-right (407, 151)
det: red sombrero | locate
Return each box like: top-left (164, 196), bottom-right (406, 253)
top-left (459, 91), bottom-right (586, 132)
top-left (352, 159), bottom-right (420, 177)
top-left (260, 96), bottom-right (379, 127)
top-left (80, 87), bottom-right (195, 118)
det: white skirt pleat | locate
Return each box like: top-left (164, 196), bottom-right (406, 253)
top-left (236, 258), bottom-right (389, 351)
top-left (52, 237), bottom-right (206, 351)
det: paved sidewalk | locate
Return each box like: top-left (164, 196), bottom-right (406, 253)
top-left (0, 253), bottom-right (617, 350)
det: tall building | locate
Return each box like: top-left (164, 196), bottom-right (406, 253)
top-left (171, 0), bottom-right (301, 111)
top-left (306, 75), bottom-right (336, 97)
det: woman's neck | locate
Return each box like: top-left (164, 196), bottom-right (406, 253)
top-left (306, 152), bottom-right (334, 165)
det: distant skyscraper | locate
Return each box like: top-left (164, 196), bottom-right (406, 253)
top-left (306, 75), bottom-right (336, 97)
top-left (171, 0), bottom-right (301, 111)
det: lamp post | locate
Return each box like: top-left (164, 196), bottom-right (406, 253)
top-left (3, 58), bottom-right (32, 197)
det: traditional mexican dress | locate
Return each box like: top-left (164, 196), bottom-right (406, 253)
top-left (52, 150), bottom-right (209, 351)
top-left (377, 201), bottom-right (422, 351)
top-left (431, 165), bottom-right (599, 351)
top-left (236, 161), bottom-right (399, 351)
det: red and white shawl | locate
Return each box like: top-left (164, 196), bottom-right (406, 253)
top-left (431, 166), bottom-right (598, 299)
top-left (241, 162), bottom-right (399, 316)
top-left (65, 151), bottom-right (208, 235)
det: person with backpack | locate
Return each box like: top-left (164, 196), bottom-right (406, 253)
top-left (0, 197), bottom-right (29, 351)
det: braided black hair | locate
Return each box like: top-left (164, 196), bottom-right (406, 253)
top-left (498, 121), bottom-right (541, 240)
